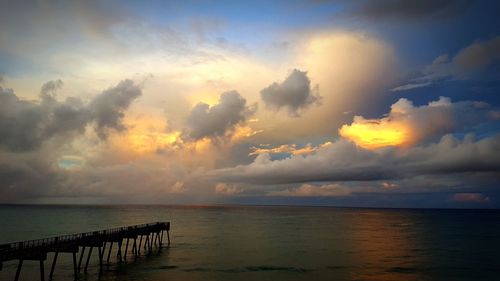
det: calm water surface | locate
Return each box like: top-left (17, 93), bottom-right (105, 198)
top-left (0, 205), bottom-right (499, 281)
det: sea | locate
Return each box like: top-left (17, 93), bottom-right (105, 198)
top-left (0, 204), bottom-right (499, 281)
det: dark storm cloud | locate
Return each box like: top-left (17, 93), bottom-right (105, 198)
top-left (260, 69), bottom-right (320, 117)
top-left (89, 79), bottom-right (142, 138)
top-left (393, 37), bottom-right (500, 91)
top-left (40, 79), bottom-right (63, 98)
top-left (186, 91), bottom-right (256, 140)
top-left (351, 0), bottom-right (469, 21)
top-left (0, 79), bottom-right (142, 151)
top-left (42, 96), bottom-right (91, 139)
top-left (0, 79), bottom-right (142, 202)
top-left (0, 151), bottom-right (61, 202)
top-left (452, 37), bottom-right (500, 73)
top-left (0, 86), bottom-right (46, 151)
top-left (210, 134), bottom-right (500, 185)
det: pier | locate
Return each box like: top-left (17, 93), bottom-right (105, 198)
top-left (0, 222), bottom-right (170, 281)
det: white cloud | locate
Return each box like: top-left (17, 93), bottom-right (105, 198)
top-left (391, 81), bottom-right (431, 91)
top-left (210, 134), bottom-right (500, 185)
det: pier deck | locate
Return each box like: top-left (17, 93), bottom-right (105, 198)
top-left (0, 222), bottom-right (170, 281)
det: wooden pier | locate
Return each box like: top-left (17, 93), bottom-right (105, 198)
top-left (0, 222), bottom-right (170, 281)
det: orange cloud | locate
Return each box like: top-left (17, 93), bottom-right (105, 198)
top-left (450, 193), bottom-right (490, 203)
top-left (170, 181), bottom-right (186, 194)
top-left (339, 116), bottom-right (411, 149)
top-left (381, 182), bottom-right (399, 190)
top-left (230, 125), bottom-right (263, 142)
top-left (339, 96), bottom-right (493, 150)
top-left (215, 183), bottom-right (243, 195)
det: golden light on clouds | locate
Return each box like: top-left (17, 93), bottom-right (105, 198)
top-left (127, 131), bottom-right (180, 154)
top-left (187, 90), bottom-right (221, 107)
top-left (110, 116), bottom-right (180, 155)
top-left (339, 117), bottom-right (410, 149)
top-left (231, 126), bottom-right (263, 142)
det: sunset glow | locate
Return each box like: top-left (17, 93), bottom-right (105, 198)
top-left (0, 0), bottom-right (498, 209)
top-left (110, 117), bottom-right (180, 155)
top-left (339, 119), bottom-right (410, 149)
top-left (1, 2), bottom-right (499, 281)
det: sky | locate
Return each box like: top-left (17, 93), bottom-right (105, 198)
top-left (0, 0), bottom-right (499, 208)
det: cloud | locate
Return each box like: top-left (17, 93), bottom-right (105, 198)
top-left (0, 86), bottom-right (48, 151)
top-left (424, 37), bottom-right (500, 78)
top-left (40, 79), bottom-right (63, 98)
top-left (450, 192), bottom-right (490, 203)
top-left (350, 0), bottom-right (469, 21)
top-left (0, 0), bottom-right (246, 78)
top-left (269, 183), bottom-right (352, 197)
top-left (210, 133), bottom-right (500, 185)
top-left (253, 32), bottom-right (397, 143)
top-left (260, 69), bottom-right (320, 117)
top-left (452, 37), bottom-right (500, 72)
top-left (391, 82), bottom-right (431, 92)
top-left (185, 91), bottom-right (257, 140)
top-left (0, 83), bottom-right (88, 151)
top-left (339, 96), bottom-right (496, 148)
top-left (50, 160), bottom-right (199, 204)
top-left (0, 150), bottom-right (61, 202)
top-left (393, 37), bottom-right (500, 91)
top-left (170, 181), bottom-right (186, 194)
top-left (0, 2), bottom-right (135, 78)
top-left (42, 96), bottom-right (91, 140)
top-left (382, 182), bottom-right (399, 190)
top-left (0, 79), bottom-right (142, 151)
top-left (89, 79), bottom-right (142, 138)
top-left (0, 1), bottom-right (132, 54)
top-left (249, 142), bottom-right (332, 156)
top-left (215, 183), bottom-right (244, 195)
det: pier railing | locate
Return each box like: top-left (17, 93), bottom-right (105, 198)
top-left (2, 222), bottom-right (166, 252)
top-left (0, 221), bottom-right (170, 281)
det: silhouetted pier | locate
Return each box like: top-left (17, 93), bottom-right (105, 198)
top-left (0, 222), bottom-right (170, 281)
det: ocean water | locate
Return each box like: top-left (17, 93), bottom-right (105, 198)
top-left (0, 205), bottom-right (499, 281)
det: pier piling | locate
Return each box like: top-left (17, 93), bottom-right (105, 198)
top-left (0, 222), bottom-right (170, 281)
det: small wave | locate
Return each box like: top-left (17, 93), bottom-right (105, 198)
top-left (182, 267), bottom-right (211, 272)
top-left (157, 265), bottom-right (179, 270)
top-left (392, 223), bottom-right (413, 227)
top-left (327, 265), bottom-right (349, 270)
top-left (180, 266), bottom-right (311, 273)
top-left (387, 267), bottom-right (417, 273)
top-left (244, 266), bottom-right (311, 273)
